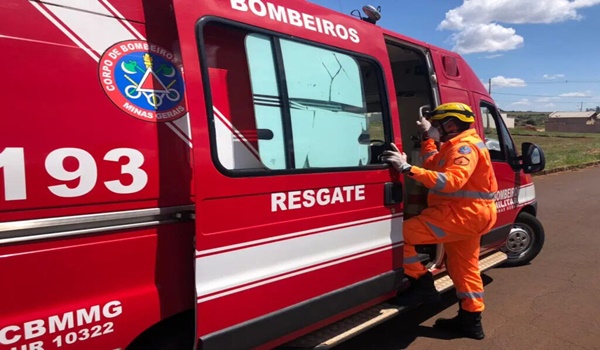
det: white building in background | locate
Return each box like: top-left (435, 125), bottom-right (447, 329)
top-left (481, 112), bottom-right (515, 129)
top-left (501, 113), bottom-right (515, 128)
top-left (546, 111), bottom-right (600, 133)
top-left (548, 111), bottom-right (597, 120)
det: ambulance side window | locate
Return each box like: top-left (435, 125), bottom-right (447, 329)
top-left (479, 102), bottom-right (517, 163)
top-left (201, 23), bottom-right (389, 173)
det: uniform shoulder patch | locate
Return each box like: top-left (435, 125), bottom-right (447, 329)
top-left (458, 145), bottom-right (472, 155)
top-left (454, 156), bottom-right (470, 165)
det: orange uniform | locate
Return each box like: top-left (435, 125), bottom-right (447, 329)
top-left (402, 128), bottom-right (498, 312)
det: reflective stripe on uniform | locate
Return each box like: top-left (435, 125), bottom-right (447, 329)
top-left (430, 189), bottom-right (496, 200)
top-left (426, 222), bottom-right (446, 238)
top-left (421, 151), bottom-right (437, 163)
top-left (434, 173), bottom-right (447, 190)
top-left (457, 291), bottom-right (485, 299)
top-left (438, 158), bottom-right (445, 167)
top-left (403, 255), bottom-right (422, 264)
top-left (475, 141), bottom-right (487, 149)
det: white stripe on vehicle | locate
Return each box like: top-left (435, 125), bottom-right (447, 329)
top-left (213, 107), bottom-right (263, 168)
top-left (30, 0), bottom-right (193, 148)
top-left (198, 242), bottom-right (403, 303)
top-left (196, 213), bottom-right (401, 256)
top-left (29, 1), bottom-right (100, 61)
top-left (98, 0), bottom-right (145, 39)
top-left (171, 112), bottom-right (193, 142)
top-left (195, 215), bottom-right (403, 300)
top-left (34, 0), bottom-right (137, 55)
top-left (166, 122), bottom-right (193, 148)
top-left (517, 184), bottom-right (536, 205)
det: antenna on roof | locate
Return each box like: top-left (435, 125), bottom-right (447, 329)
top-left (351, 5), bottom-right (382, 25)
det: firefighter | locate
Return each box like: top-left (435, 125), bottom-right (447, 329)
top-left (381, 102), bottom-right (498, 340)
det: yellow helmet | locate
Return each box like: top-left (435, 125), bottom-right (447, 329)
top-left (428, 102), bottom-right (475, 123)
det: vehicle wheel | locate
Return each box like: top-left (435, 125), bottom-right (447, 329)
top-left (501, 212), bottom-right (545, 267)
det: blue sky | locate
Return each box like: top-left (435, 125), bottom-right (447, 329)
top-left (309, 0), bottom-right (600, 112)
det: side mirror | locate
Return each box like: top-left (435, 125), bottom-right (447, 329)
top-left (521, 142), bottom-right (545, 174)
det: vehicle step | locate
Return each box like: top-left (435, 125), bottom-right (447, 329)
top-left (280, 251), bottom-right (507, 349)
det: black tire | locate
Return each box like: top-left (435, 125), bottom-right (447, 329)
top-left (501, 212), bottom-right (545, 267)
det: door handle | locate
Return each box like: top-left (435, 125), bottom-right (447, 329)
top-left (384, 182), bottom-right (403, 206)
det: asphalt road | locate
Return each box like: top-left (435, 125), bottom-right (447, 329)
top-left (338, 166), bottom-right (600, 350)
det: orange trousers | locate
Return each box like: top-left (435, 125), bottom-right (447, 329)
top-left (402, 216), bottom-right (485, 312)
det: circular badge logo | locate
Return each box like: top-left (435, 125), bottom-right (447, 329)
top-left (99, 40), bottom-right (187, 123)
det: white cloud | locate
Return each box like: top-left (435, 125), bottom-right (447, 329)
top-left (483, 54), bottom-right (503, 59)
top-left (491, 76), bottom-right (527, 88)
top-left (543, 74), bottom-right (566, 79)
top-left (439, 0), bottom-right (600, 54)
top-left (450, 24), bottom-right (523, 54)
top-left (536, 97), bottom-right (560, 102)
top-left (545, 103), bottom-right (557, 108)
top-left (512, 98), bottom-right (531, 106)
top-left (559, 92), bottom-right (591, 97)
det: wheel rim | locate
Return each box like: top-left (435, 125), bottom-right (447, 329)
top-left (503, 223), bottom-right (535, 259)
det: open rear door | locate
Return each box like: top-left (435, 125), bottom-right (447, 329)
top-left (171, 1), bottom-right (407, 348)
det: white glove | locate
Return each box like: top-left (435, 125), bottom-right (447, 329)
top-left (416, 116), bottom-right (431, 133)
top-left (381, 143), bottom-right (411, 172)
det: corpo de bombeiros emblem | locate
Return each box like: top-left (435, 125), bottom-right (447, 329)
top-left (99, 40), bottom-right (187, 122)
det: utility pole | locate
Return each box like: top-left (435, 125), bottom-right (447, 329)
top-left (488, 78), bottom-right (492, 94)
top-left (580, 102), bottom-right (583, 112)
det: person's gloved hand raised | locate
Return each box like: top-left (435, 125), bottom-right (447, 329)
top-left (416, 116), bottom-right (431, 133)
top-left (417, 116), bottom-right (441, 141)
top-left (381, 143), bottom-right (411, 172)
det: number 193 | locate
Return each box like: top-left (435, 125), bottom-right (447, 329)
top-left (0, 147), bottom-right (148, 201)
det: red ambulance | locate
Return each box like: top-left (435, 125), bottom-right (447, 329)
top-left (0, 0), bottom-right (546, 349)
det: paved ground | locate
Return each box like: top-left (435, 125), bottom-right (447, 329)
top-left (338, 166), bottom-right (600, 350)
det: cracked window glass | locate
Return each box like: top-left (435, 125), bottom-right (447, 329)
top-left (280, 40), bottom-right (363, 107)
top-left (279, 39), bottom-right (368, 169)
top-left (206, 27), bottom-right (388, 172)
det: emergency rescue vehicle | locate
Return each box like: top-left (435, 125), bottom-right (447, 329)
top-left (0, 0), bottom-right (546, 349)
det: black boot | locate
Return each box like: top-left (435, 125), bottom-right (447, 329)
top-left (393, 272), bottom-right (440, 306)
top-left (434, 308), bottom-right (485, 340)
